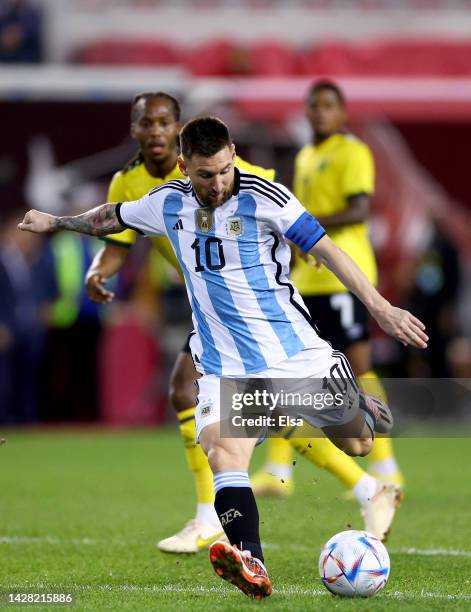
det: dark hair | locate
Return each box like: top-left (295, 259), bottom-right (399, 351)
top-left (307, 80), bottom-right (345, 106)
top-left (179, 116), bottom-right (232, 159)
top-left (131, 91), bottom-right (181, 123)
top-left (122, 92), bottom-right (181, 172)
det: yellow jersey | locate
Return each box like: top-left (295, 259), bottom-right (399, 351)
top-left (290, 133), bottom-right (377, 295)
top-left (104, 155), bottom-right (275, 270)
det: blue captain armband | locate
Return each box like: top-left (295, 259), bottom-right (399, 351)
top-left (284, 212), bottom-right (326, 252)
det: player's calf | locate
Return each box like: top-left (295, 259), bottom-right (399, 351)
top-left (200, 424), bottom-right (256, 472)
top-left (323, 411), bottom-right (374, 457)
top-left (200, 426), bottom-right (265, 563)
top-left (323, 387), bottom-right (394, 457)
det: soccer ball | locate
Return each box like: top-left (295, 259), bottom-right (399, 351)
top-left (318, 530), bottom-right (390, 597)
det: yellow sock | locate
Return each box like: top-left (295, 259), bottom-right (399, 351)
top-left (178, 407), bottom-right (214, 505)
top-left (265, 437), bottom-right (294, 469)
top-left (358, 371), bottom-right (395, 464)
top-left (369, 436), bottom-right (394, 463)
top-left (289, 435), bottom-right (365, 490)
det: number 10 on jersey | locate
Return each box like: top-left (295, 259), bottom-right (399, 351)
top-left (191, 237), bottom-right (226, 272)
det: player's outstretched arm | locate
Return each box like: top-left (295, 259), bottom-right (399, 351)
top-left (18, 204), bottom-right (124, 237)
top-left (310, 235), bottom-right (428, 349)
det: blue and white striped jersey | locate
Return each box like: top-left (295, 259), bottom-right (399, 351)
top-left (118, 169), bottom-right (327, 376)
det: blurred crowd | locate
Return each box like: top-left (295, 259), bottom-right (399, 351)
top-left (0, 213), bottom-right (177, 425)
top-left (0, 0), bottom-right (43, 64)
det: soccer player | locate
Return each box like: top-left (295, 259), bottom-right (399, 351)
top-left (253, 80), bottom-right (404, 500)
top-left (87, 92), bottom-right (400, 550)
top-left (19, 116), bottom-right (427, 599)
top-left (85, 91), bottom-right (276, 553)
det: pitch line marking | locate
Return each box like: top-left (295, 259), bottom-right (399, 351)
top-left (3, 536), bottom-right (471, 559)
top-left (0, 536), bottom-right (98, 545)
top-left (3, 583), bottom-right (471, 601)
top-left (263, 541), bottom-right (471, 557)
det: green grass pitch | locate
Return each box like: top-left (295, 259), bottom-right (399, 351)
top-left (1, 430), bottom-right (471, 610)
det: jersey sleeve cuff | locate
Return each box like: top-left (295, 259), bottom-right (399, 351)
top-left (115, 202), bottom-right (145, 235)
top-left (285, 212), bottom-right (326, 253)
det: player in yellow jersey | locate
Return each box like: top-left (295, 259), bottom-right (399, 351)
top-left (86, 92), bottom-right (400, 550)
top-left (253, 81), bottom-right (403, 509)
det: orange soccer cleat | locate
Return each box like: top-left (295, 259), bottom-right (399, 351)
top-left (209, 540), bottom-right (272, 600)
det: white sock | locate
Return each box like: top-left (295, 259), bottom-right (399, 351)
top-left (265, 462), bottom-right (292, 480)
top-left (352, 474), bottom-right (378, 506)
top-left (369, 458), bottom-right (398, 476)
top-left (196, 503), bottom-right (220, 527)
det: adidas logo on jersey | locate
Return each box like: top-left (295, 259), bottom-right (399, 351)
top-left (172, 219), bottom-right (183, 230)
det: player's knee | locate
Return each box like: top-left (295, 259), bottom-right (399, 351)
top-left (169, 384), bottom-right (196, 413)
top-left (206, 443), bottom-right (244, 473)
top-left (340, 437), bottom-right (373, 457)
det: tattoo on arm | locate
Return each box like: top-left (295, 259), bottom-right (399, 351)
top-left (53, 204), bottom-right (123, 236)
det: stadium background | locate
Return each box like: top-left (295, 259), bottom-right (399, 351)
top-left (1, 1), bottom-right (471, 609)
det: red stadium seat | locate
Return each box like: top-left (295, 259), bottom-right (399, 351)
top-left (249, 41), bottom-right (301, 76)
top-left (374, 40), bottom-right (471, 76)
top-left (77, 37), bottom-right (471, 76)
top-left (299, 42), bottom-right (359, 76)
top-left (184, 40), bottom-right (248, 76)
top-left (77, 39), bottom-right (181, 66)
top-left (299, 40), bottom-right (471, 77)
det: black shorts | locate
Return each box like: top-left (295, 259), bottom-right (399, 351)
top-left (302, 292), bottom-right (369, 352)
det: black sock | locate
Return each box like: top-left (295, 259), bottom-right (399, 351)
top-left (214, 486), bottom-right (264, 562)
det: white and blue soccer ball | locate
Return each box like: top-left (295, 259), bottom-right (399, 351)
top-left (318, 530), bottom-right (390, 597)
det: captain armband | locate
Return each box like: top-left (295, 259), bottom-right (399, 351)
top-left (284, 212), bottom-right (326, 253)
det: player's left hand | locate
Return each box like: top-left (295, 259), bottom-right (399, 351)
top-left (85, 273), bottom-right (115, 304)
top-left (375, 305), bottom-right (428, 349)
top-left (18, 209), bottom-right (57, 233)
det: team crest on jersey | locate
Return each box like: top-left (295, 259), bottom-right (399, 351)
top-left (226, 216), bottom-right (243, 237)
top-left (195, 208), bottom-right (214, 233)
top-left (200, 404), bottom-right (212, 416)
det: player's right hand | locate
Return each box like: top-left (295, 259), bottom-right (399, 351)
top-left (18, 209), bottom-right (56, 233)
top-left (375, 305), bottom-right (428, 349)
top-left (85, 273), bottom-right (115, 304)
